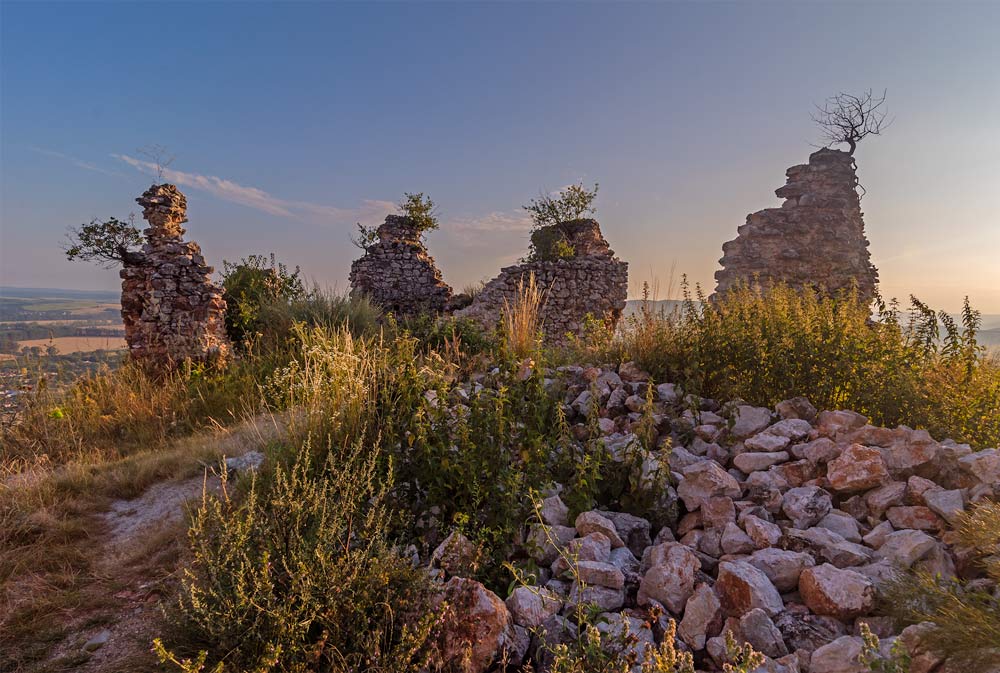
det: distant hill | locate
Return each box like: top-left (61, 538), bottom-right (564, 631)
top-left (623, 299), bottom-right (689, 318)
top-left (0, 286), bottom-right (120, 302)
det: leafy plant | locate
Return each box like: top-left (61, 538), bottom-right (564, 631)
top-left (220, 253), bottom-right (306, 350)
top-left (858, 622), bottom-right (910, 673)
top-left (523, 182), bottom-right (599, 229)
top-left (399, 192), bottom-right (439, 235)
top-left (162, 443), bottom-right (439, 673)
top-left (64, 215), bottom-right (143, 268)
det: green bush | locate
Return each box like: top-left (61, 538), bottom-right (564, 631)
top-left (162, 442), bottom-right (439, 673)
top-left (221, 254), bottom-right (306, 350)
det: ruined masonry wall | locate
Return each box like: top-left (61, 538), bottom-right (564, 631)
top-left (120, 184), bottom-right (231, 367)
top-left (455, 219), bottom-right (628, 344)
top-left (714, 148), bottom-right (878, 302)
top-left (348, 215), bottom-right (453, 316)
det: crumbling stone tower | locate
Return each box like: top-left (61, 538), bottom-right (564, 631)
top-left (120, 184), bottom-right (231, 368)
top-left (349, 215), bottom-right (453, 316)
top-left (455, 219), bottom-right (628, 344)
top-left (714, 148), bottom-right (879, 302)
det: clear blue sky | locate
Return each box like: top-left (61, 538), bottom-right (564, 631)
top-left (2, 1), bottom-right (998, 311)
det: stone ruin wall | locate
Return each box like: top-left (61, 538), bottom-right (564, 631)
top-left (120, 184), bottom-right (231, 368)
top-left (348, 215), bottom-right (453, 316)
top-left (454, 219), bottom-right (629, 343)
top-left (714, 148), bottom-right (878, 302)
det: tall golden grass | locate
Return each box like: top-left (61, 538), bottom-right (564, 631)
top-left (501, 272), bottom-right (545, 360)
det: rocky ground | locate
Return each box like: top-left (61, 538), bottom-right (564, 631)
top-left (20, 363), bottom-right (996, 673)
top-left (419, 362), bottom-right (999, 673)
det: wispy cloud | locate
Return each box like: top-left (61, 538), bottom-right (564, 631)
top-left (446, 210), bottom-right (533, 244)
top-left (30, 147), bottom-right (126, 178)
top-left (113, 154), bottom-right (395, 224)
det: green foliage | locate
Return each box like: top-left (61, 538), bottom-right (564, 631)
top-left (881, 501), bottom-right (1000, 671)
top-left (351, 222), bottom-right (380, 249)
top-left (522, 182), bottom-right (599, 261)
top-left (163, 443), bottom-right (439, 673)
top-left (221, 254), bottom-right (306, 350)
top-left (858, 622), bottom-right (911, 673)
top-left (64, 215), bottom-right (143, 268)
top-left (390, 313), bottom-right (495, 358)
top-left (399, 192), bottom-right (439, 234)
top-left (258, 286), bottom-right (382, 351)
top-left (523, 182), bottom-right (599, 229)
top-left (545, 616), bottom-right (696, 673)
top-left (599, 279), bottom-right (1000, 449)
top-left (529, 225), bottom-right (578, 262)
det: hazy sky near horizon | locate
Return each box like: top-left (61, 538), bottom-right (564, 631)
top-left (2, 1), bottom-right (998, 312)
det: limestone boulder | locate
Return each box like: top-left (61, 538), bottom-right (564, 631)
top-left (715, 560), bottom-right (784, 617)
top-left (637, 542), bottom-right (702, 613)
top-left (782, 486), bottom-right (833, 529)
top-left (506, 586), bottom-right (562, 628)
top-left (809, 636), bottom-right (866, 673)
top-left (678, 460), bottom-right (742, 511)
top-left (827, 444), bottom-right (889, 493)
top-left (432, 577), bottom-right (511, 673)
top-left (748, 548), bottom-right (816, 593)
top-left (575, 511), bottom-right (625, 548)
top-left (799, 564), bottom-right (876, 621)
top-left (678, 583), bottom-right (724, 650)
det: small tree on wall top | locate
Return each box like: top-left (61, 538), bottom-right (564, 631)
top-left (399, 192), bottom-right (439, 234)
top-left (811, 89), bottom-right (892, 155)
top-left (523, 182), bottom-right (599, 229)
top-left (522, 182), bottom-right (599, 261)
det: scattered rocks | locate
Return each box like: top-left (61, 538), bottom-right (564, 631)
top-left (431, 577), bottom-right (511, 673)
top-left (828, 444), bottom-right (890, 493)
top-left (782, 486), bottom-right (833, 529)
top-left (678, 461), bottom-right (742, 511)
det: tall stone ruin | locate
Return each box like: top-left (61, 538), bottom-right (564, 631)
top-left (349, 215), bottom-right (453, 316)
top-left (455, 219), bottom-right (628, 343)
top-left (714, 148), bottom-right (878, 302)
top-left (120, 184), bottom-right (231, 368)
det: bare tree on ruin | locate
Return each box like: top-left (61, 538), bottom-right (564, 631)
top-left (137, 143), bottom-right (175, 182)
top-left (811, 89), bottom-right (892, 155)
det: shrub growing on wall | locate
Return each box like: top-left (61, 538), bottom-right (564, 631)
top-left (523, 182), bottom-right (599, 261)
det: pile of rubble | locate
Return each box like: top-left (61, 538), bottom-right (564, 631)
top-left (348, 215), bottom-right (453, 316)
top-left (425, 363), bottom-right (997, 673)
top-left (714, 149), bottom-right (879, 304)
top-left (120, 184), bottom-right (231, 368)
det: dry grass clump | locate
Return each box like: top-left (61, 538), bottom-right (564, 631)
top-left (882, 500), bottom-right (1000, 671)
top-left (501, 272), bottom-right (545, 360)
